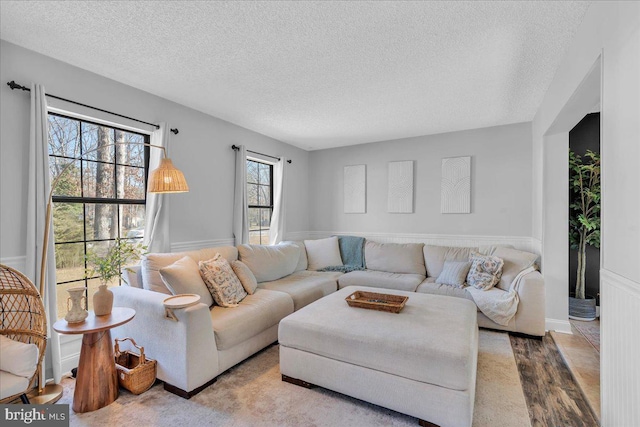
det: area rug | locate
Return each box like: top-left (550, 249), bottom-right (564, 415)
top-left (59, 330), bottom-right (531, 427)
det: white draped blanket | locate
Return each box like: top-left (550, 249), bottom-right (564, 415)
top-left (468, 267), bottom-right (536, 326)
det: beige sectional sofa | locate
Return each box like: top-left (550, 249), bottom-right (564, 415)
top-left (112, 238), bottom-right (544, 398)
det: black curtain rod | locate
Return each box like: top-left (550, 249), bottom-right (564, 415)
top-left (7, 80), bottom-right (179, 135)
top-left (232, 145), bottom-right (292, 164)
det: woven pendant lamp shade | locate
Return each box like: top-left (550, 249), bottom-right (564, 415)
top-left (148, 158), bottom-right (189, 193)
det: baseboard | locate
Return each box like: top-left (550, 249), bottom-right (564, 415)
top-left (545, 318), bottom-right (572, 334)
top-left (163, 377), bottom-right (217, 399)
top-left (305, 231), bottom-right (540, 253)
top-left (0, 255), bottom-right (27, 272)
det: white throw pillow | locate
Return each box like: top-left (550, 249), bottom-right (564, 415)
top-left (304, 237), bottom-right (343, 271)
top-left (199, 254), bottom-right (247, 307)
top-left (0, 335), bottom-right (39, 378)
top-left (231, 260), bottom-right (259, 295)
top-left (159, 256), bottom-right (214, 307)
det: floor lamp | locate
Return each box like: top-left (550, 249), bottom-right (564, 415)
top-left (32, 142), bottom-right (188, 404)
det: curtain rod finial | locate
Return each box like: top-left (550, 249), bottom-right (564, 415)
top-left (7, 80), bottom-right (29, 91)
top-left (170, 128), bottom-right (179, 135)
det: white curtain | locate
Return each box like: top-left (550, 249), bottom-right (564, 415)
top-left (269, 157), bottom-right (287, 245)
top-left (144, 123), bottom-right (170, 253)
top-left (233, 145), bottom-right (249, 246)
top-left (25, 84), bottom-right (62, 384)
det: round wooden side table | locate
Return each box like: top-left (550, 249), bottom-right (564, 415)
top-left (53, 307), bottom-right (135, 413)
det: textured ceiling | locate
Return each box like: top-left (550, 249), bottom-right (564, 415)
top-left (0, 1), bottom-right (591, 150)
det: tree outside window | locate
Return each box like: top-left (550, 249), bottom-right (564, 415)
top-left (48, 113), bottom-right (148, 318)
top-left (247, 159), bottom-right (273, 245)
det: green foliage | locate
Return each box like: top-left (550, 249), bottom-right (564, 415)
top-left (85, 238), bottom-right (147, 285)
top-left (569, 149), bottom-right (601, 299)
top-left (53, 202), bottom-right (84, 269)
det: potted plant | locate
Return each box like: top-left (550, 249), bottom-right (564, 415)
top-left (85, 238), bottom-right (147, 316)
top-left (568, 149), bottom-right (600, 321)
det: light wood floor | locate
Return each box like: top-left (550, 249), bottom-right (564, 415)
top-left (510, 331), bottom-right (600, 427)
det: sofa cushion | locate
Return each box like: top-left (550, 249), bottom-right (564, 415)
top-left (279, 286), bottom-right (478, 391)
top-left (210, 289), bottom-right (293, 350)
top-left (364, 241), bottom-right (426, 275)
top-left (423, 245), bottom-right (476, 278)
top-left (199, 254), bottom-right (247, 307)
top-left (492, 247), bottom-right (539, 291)
top-left (257, 270), bottom-right (340, 311)
top-left (0, 371), bottom-right (30, 400)
top-left (159, 256), bottom-right (214, 307)
top-left (416, 278), bottom-right (477, 307)
top-left (0, 335), bottom-right (38, 379)
top-left (141, 246), bottom-right (238, 294)
top-left (283, 241), bottom-right (308, 272)
top-left (304, 237), bottom-right (343, 270)
top-left (231, 260), bottom-right (258, 295)
top-left (338, 270), bottom-right (425, 292)
top-left (436, 261), bottom-right (472, 288)
top-left (467, 253), bottom-right (504, 290)
top-left (237, 243), bottom-right (300, 283)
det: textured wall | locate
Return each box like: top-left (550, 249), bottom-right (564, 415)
top-left (308, 122), bottom-right (533, 236)
top-left (0, 40), bottom-right (310, 260)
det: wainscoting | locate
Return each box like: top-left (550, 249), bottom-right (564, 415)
top-left (299, 231), bottom-right (540, 253)
top-left (0, 255), bottom-right (26, 272)
top-left (600, 269), bottom-right (640, 427)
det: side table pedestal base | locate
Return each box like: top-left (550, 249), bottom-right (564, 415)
top-left (73, 329), bottom-right (118, 413)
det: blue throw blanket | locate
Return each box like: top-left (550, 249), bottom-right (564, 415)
top-left (319, 235), bottom-right (365, 273)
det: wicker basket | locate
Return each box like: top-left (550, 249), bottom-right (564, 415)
top-left (114, 337), bottom-right (157, 395)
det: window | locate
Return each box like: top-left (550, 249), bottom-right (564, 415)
top-left (48, 113), bottom-right (148, 319)
top-left (247, 159), bottom-right (273, 245)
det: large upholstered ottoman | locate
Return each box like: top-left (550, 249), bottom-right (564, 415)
top-left (279, 286), bottom-right (479, 427)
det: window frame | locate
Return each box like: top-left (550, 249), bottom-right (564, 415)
top-left (48, 112), bottom-right (149, 300)
top-left (246, 158), bottom-right (274, 245)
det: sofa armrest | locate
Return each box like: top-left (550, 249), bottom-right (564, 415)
top-left (121, 265), bottom-right (143, 289)
top-left (112, 286), bottom-right (219, 393)
top-left (513, 270), bottom-right (546, 336)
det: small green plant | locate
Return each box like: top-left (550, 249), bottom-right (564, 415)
top-left (569, 149), bottom-right (601, 300)
top-left (85, 238), bottom-right (147, 285)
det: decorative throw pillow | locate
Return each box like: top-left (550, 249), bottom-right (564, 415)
top-left (199, 254), bottom-right (247, 307)
top-left (304, 236), bottom-right (343, 270)
top-left (466, 253), bottom-right (504, 290)
top-left (436, 261), bottom-right (472, 288)
top-left (0, 335), bottom-right (39, 378)
top-left (159, 256), bottom-right (214, 307)
top-left (231, 260), bottom-right (258, 295)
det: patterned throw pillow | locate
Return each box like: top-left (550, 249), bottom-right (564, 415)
top-left (436, 261), bottom-right (472, 288)
top-left (199, 254), bottom-right (247, 307)
top-left (466, 252), bottom-right (504, 290)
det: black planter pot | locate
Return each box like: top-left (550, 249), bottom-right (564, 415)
top-left (569, 294), bottom-right (597, 321)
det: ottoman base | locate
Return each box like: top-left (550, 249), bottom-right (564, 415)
top-left (280, 343), bottom-right (477, 427)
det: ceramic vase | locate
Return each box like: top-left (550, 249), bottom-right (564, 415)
top-left (65, 287), bottom-right (88, 324)
top-left (93, 283), bottom-right (113, 316)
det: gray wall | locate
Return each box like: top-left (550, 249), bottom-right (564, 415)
top-left (308, 122), bottom-right (533, 236)
top-left (0, 40), bottom-right (310, 259)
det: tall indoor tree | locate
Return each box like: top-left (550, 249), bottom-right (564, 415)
top-left (569, 149), bottom-right (601, 300)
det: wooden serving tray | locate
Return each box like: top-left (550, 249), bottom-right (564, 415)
top-left (345, 290), bottom-right (408, 313)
